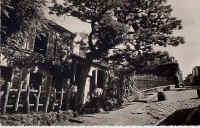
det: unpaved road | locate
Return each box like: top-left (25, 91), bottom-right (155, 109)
top-left (60, 87), bottom-right (200, 126)
top-left (146, 87), bottom-right (200, 125)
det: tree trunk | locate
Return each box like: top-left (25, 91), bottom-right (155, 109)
top-left (75, 59), bottom-right (92, 112)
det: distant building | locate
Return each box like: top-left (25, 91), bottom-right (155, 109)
top-left (191, 66), bottom-right (200, 85)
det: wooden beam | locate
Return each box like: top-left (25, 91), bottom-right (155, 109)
top-left (6, 104), bottom-right (14, 108)
top-left (44, 76), bottom-right (53, 113)
top-left (30, 89), bottom-right (38, 93)
top-left (2, 69), bottom-right (15, 114)
top-left (14, 81), bottom-right (23, 112)
top-left (52, 88), bottom-right (57, 111)
top-left (45, 86), bottom-right (51, 113)
top-left (9, 89), bottom-right (18, 92)
top-left (2, 82), bottom-right (11, 114)
top-left (35, 85), bottom-right (42, 112)
top-left (58, 88), bottom-right (64, 110)
top-left (25, 85), bottom-right (30, 113)
top-left (24, 72), bottom-right (31, 113)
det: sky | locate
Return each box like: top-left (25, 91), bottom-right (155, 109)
top-left (45, 0), bottom-right (200, 78)
top-left (160, 0), bottom-right (200, 77)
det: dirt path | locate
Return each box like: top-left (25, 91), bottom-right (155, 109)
top-left (58, 93), bottom-right (157, 125)
top-left (60, 87), bottom-right (200, 126)
top-left (146, 88), bottom-right (200, 125)
top-left (60, 102), bottom-right (149, 125)
top-left (77, 102), bottom-right (147, 125)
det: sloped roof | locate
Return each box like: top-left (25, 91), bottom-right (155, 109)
top-left (39, 18), bottom-right (76, 39)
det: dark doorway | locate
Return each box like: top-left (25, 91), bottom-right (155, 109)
top-left (97, 70), bottom-right (105, 88)
top-left (30, 72), bottom-right (43, 90)
top-left (34, 33), bottom-right (48, 55)
top-left (0, 66), bottom-right (13, 82)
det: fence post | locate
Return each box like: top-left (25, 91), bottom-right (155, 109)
top-left (2, 82), bottom-right (11, 114)
top-left (58, 88), bottom-right (64, 110)
top-left (25, 85), bottom-right (30, 113)
top-left (35, 85), bottom-right (42, 112)
top-left (52, 88), bottom-right (57, 111)
top-left (15, 81), bottom-right (23, 112)
top-left (45, 76), bottom-right (53, 112)
top-left (2, 69), bottom-right (14, 114)
top-left (25, 72), bottom-right (30, 113)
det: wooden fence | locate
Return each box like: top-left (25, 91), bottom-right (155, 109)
top-left (0, 70), bottom-right (70, 114)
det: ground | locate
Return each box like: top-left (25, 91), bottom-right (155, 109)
top-left (59, 86), bottom-right (200, 125)
top-left (1, 86), bottom-right (200, 126)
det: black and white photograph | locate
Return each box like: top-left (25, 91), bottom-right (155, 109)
top-left (0, 0), bottom-right (200, 126)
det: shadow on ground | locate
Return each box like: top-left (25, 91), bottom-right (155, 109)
top-left (157, 107), bottom-right (200, 125)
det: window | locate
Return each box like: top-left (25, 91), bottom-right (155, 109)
top-left (34, 33), bottom-right (48, 55)
top-left (0, 66), bottom-right (13, 82)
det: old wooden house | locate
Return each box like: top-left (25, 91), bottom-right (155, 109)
top-left (0, 19), bottom-right (108, 113)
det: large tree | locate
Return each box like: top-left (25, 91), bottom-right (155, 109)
top-left (108, 0), bottom-right (184, 67)
top-left (49, 0), bottom-right (184, 110)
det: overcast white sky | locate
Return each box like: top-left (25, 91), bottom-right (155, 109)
top-left (163, 0), bottom-right (200, 77)
top-left (46, 0), bottom-right (200, 77)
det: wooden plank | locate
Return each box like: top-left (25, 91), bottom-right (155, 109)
top-left (25, 86), bottom-right (30, 113)
top-left (52, 89), bottom-right (57, 110)
top-left (45, 86), bottom-right (51, 113)
top-left (58, 88), bottom-right (64, 110)
top-left (17, 104), bottom-right (23, 107)
top-left (6, 104), bottom-right (14, 108)
top-left (24, 72), bottom-right (30, 90)
top-left (2, 82), bottom-right (11, 114)
top-left (16, 104), bottom-right (43, 108)
top-left (35, 85), bottom-right (42, 112)
top-left (2, 69), bottom-right (15, 114)
top-left (44, 76), bottom-right (53, 113)
top-left (21, 89), bottom-right (27, 92)
top-left (24, 72), bottom-right (30, 113)
top-left (30, 89), bottom-right (38, 93)
top-left (9, 89), bottom-right (18, 92)
top-left (29, 104), bottom-right (35, 107)
top-left (14, 81), bottom-right (23, 112)
top-left (38, 104), bottom-right (44, 106)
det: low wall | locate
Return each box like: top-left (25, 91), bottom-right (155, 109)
top-left (133, 74), bottom-right (172, 90)
top-left (135, 79), bottom-right (171, 90)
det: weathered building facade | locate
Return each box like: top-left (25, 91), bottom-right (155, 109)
top-left (0, 19), bottom-right (108, 113)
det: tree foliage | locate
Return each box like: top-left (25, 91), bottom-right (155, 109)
top-left (49, 0), bottom-right (185, 109)
top-left (127, 50), bottom-right (176, 73)
top-left (50, 0), bottom-right (184, 69)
